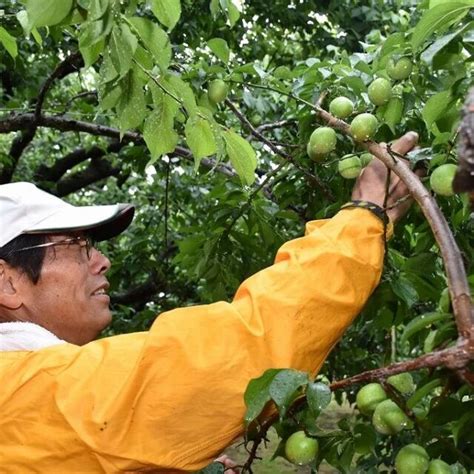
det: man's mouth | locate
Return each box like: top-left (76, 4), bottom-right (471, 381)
top-left (92, 282), bottom-right (110, 297)
top-left (92, 288), bottom-right (107, 296)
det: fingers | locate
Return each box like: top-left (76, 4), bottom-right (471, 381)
top-left (389, 131), bottom-right (419, 156)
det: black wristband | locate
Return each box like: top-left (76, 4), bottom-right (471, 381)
top-left (340, 200), bottom-right (388, 224)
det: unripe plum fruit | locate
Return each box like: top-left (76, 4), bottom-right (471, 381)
top-left (387, 373), bottom-right (415, 394)
top-left (395, 444), bottom-right (430, 474)
top-left (356, 382), bottom-right (387, 415)
top-left (368, 78), bottom-right (392, 106)
top-left (208, 79), bottom-right (229, 104)
top-left (387, 57), bottom-right (413, 81)
top-left (350, 113), bottom-right (378, 141)
top-left (372, 399), bottom-right (412, 435)
top-left (284, 431), bottom-right (319, 466)
top-left (430, 164), bottom-right (457, 197)
top-left (338, 155), bottom-right (362, 179)
top-left (309, 126), bottom-right (337, 155)
top-left (329, 96), bottom-right (354, 119)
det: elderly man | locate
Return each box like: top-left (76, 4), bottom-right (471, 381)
top-left (0, 133), bottom-right (418, 472)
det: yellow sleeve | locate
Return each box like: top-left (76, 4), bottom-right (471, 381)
top-left (1, 208), bottom-right (385, 472)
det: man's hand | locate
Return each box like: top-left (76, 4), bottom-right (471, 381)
top-left (215, 454), bottom-right (240, 473)
top-left (351, 131), bottom-right (419, 224)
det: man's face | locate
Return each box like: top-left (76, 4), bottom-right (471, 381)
top-left (18, 234), bottom-right (112, 345)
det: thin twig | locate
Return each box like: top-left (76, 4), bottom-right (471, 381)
top-left (225, 98), bottom-right (334, 201)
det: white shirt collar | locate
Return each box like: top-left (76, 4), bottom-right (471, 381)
top-left (0, 322), bottom-right (67, 351)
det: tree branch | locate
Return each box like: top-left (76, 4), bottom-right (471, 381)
top-left (55, 157), bottom-right (121, 196)
top-left (35, 52), bottom-right (84, 121)
top-left (34, 141), bottom-right (125, 183)
top-left (453, 87), bottom-right (474, 208)
top-left (0, 127), bottom-right (36, 183)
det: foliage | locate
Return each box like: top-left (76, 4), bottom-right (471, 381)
top-left (0, 0), bottom-right (473, 471)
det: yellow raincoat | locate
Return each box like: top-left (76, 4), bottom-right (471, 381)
top-left (0, 208), bottom-right (385, 473)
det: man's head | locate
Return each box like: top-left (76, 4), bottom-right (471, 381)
top-left (0, 183), bottom-right (134, 345)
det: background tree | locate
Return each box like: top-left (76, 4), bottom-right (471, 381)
top-left (0, 0), bottom-right (473, 472)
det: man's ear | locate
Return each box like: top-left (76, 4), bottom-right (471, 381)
top-left (0, 260), bottom-right (22, 310)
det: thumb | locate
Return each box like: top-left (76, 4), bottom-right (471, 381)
top-left (389, 131), bottom-right (419, 156)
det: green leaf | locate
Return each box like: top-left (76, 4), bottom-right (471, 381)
top-left (400, 312), bottom-right (452, 346)
top-left (26, 0), bottom-right (73, 27)
top-left (210, 0), bottom-right (219, 17)
top-left (88, 0), bottom-right (109, 21)
top-left (406, 378), bottom-right (442, 409)
top-left (109, 24), bottom-right (138, 78)
top-left (116, 69), bottom-right (146, 133)
top-left (223, 130), bottom-right (257, 185)
top-left (99, 48), bottom-right (119, 83)
top-left (306, 382), bottom-right (332, 417)
top-left (422, 90), bottom-right (452, 130)
top-left (411, 3), bottom-right (472, 51)
top-left (383, 97), bottom-right (403, 134)
top-left (129, 17), bottom-right (171, 71)
top-left (219, 0), bottom-right (240, 27)
top-left (164, 74), bottom-right (198, 115)
top-left (353, 424), bottom-right (376, 455)
top-left (79, 11), bottom-right (113, 51)
top-left (185, 114), bottom-right (217, 166)
top-left (80, 38), bottom-right (104, 69)
top-left (244, 368), bottom-right (282, 426)
top-left (391, 274), bottom-right (419, 307)
top-left (149, 0), bottom-right (181, 30)
top-left (380, 32), bottom-right (406, 58)
top-left (98, 82), bottom-right (122, 111)
top-left (421, 22), bottom-right (472, 64)
top-left (0, 27), bottom-right (17, 59)
top-left (208, 38), bottom-right (230, 64)
top-left (269, 369), bottom-right (308, 419)
top-left (144, 93), bottom-right (179, 161)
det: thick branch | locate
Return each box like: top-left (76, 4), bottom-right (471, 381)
top-left (0, 53), bottom-right (84, 183)
top-left (35, 141), bottom-right (125, 183)
top-left (0, 127), bottom-right (36, 183)
top-left (329, 340), bottom-right (471, 390)
top-left (453, 87), bottom-right (474, 201)
top-left (111, 270), bottom-right (165, 306)
top-left (316, 107), bottom-right (474, 342)
top-left (35, 52), bottom-right (84, 120)
top-left (55, 157), bottom-right (121, 196)
top-left (0, 113), bottom-right (243, 178)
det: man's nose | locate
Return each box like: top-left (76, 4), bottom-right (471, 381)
top-left (90, 247), bottom-right (111, 274)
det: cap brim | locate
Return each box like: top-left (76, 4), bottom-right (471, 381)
top-left (25, 204), bottom-right (135, 241)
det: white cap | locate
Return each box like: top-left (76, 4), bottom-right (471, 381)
top-left (0, 182), bottom-right (135, 248)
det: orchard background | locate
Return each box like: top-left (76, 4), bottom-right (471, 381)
top-left (0, 0), bottom-right (473, 472)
